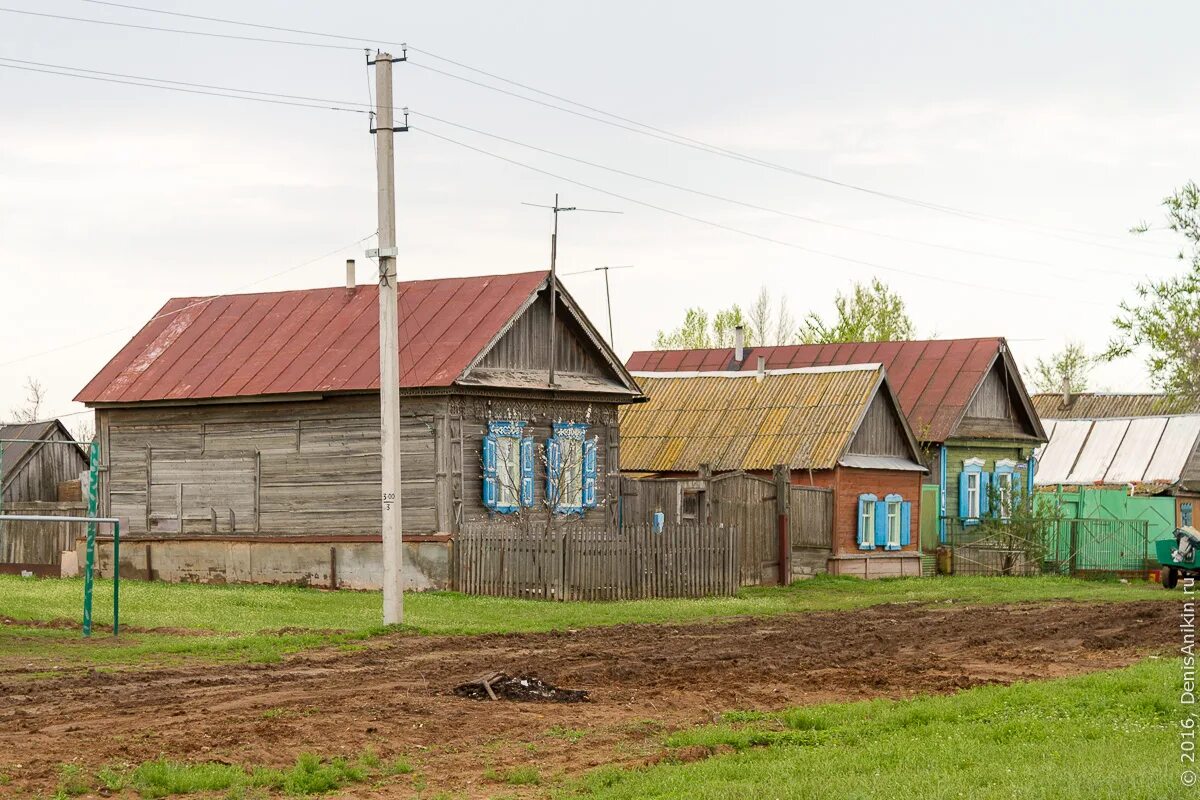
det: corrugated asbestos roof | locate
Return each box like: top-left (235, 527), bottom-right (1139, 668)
top-left (619, 366), bottom-right (886, 472)
top-left (1034, 415), bottom-right (1200, 488)
top-left (76, 271), bottom-right (549, 404)
top-left (627, 337), bottom-right (1035, 444)
top-left (1031, 392), bottom-right (1200, 419)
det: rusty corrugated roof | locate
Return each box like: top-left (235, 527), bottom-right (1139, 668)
top-left (76, 271), bottom-right (551, 404)
top-left (1031, 393), bottom-right (1200, 419)
top-left (627, 337), bottom-right (1042, 444)
top-left (619, 366), bottom-right (887, 472)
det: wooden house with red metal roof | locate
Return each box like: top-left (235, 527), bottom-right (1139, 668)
top-left (75, 269), bottom-right (642, 589)
top-left (627, 337), bottom-right (1046, 549)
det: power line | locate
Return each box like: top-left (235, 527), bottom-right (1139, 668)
top-left (0, 56), bottom-right (373, 109)
top-left (0, 62), bottom-right (369, 113)
top-left (0, 6), bottom-right (361, 49)
top-left (408, 110), bottom-right (1154, 279)
top-left (408, 62), bottom-right (1164, 259)
top-left (411, 126), bottom-right (1110, 308)
top-left (0, 232), bottom-right (377, 369)
top-left (36, 1), bottom-right (1162, 251)
top-left (1, 56), bottom-right (1164, 285)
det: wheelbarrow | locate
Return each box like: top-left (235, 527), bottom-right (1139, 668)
top-left (1157, 526), bottom-right (1200, 589)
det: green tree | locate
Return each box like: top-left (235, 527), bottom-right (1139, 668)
top-left (1107, 181), bottom-right (1200, 403)
top-left (654, 305), bottom-right (750, 349)
top-left (798, 279), bottom-right (915, 344)
top-left (1030, 342), bottom-right (1093, 394)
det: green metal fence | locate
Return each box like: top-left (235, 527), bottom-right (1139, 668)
top-left (941, 516), bottom-right (1151, 577)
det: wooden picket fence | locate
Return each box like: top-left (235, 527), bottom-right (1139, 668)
top-left (454, 523), bottom-right (740, 600)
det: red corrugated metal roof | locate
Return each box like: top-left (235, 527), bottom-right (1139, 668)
top-left (77, 270), bottom-right (548, 404)
top-left (627, 337), bottom-right (1010, 443)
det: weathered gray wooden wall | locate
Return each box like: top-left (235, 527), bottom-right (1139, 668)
top-left (456, 396), bottom-right (619, 529)
top-left (97, 395), bottom-right (441, 537)
top-left (2, 433), bottom-right (88, 505)
top-left (96, 393), bottom-right (622, 538)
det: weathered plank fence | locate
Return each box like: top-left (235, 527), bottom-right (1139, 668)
top-left (455, 523), bottom-right (739, 600)
top-left (0, 501), bottom-right (87, 576)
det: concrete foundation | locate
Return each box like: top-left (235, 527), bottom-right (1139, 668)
top-left (81, 537), bottom-right (450, 591)
top-left (791, 546), bottom-right (832, 580)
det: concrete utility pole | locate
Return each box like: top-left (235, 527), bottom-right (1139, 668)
top-left (368, 49), bottom-right (408, 625)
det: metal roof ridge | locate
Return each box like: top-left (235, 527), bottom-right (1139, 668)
top-left (630, 363), bottom-right (883, 379)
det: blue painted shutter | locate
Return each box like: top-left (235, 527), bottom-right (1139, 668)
top-left (482, 433), bottom-right (498, 510)
top-left (900, 501), bottom-right (912, 546)
top-left (857, 494), bottom-right (875, 550)
top-left (520, 437), bottom-right (535, 507)
top-left (958, 472), bottom-right (969, 518)
top-left (874, 500), bottom-right (888, 547)
top-left (545, 437), bottom-right (561, 509)
top-left (582, 438), bottom-right (598, 508)
top-left (980, 472), bottom-right (992, 516)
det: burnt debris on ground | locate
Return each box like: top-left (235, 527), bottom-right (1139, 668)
top-left (453, 672), bottom-right (589, 703)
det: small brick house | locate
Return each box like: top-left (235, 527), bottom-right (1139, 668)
top-left (621, 364), bottom-right (928, 577)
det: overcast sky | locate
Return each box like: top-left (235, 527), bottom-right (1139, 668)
top-left (2, 0), bottom-right (1197, 427)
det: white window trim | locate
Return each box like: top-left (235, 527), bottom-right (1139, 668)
top-left (496, 435), bottom-right (521, 509)
top-left (860, 502), bottom-right (876, 545)
top-left (996, 471), bottom-right (1014, 520)
top-left (886, 500), bottom-right (902, 548)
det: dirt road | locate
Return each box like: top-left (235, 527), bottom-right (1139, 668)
top-left (0, 600), bottom-right (1174, 797)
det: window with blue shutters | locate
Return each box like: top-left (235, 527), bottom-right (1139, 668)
top-left (547, 422), bottom-right (595, 514)
top-left (857, 494), bottom-right (877, 550)
top-left (484, 421), bottom-right (533, 514)
top-left (959, 458), bottom-right (987, 526)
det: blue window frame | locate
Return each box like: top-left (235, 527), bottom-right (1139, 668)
top-left (483, 421), bottom-right (534, 514)
top-left (857, 494), bottom-right (877, 550)
top-left (547, 422), bottom-right (598, 514)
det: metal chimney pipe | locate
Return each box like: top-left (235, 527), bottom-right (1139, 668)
top-left (345, 259), bottom-right (356, 290)
top-left (1060, 375), bottom-right (1071, 406)
top-left (734, 325), bottom-right (745, 363)
top-left (756, 355), bottom-right (766, 382)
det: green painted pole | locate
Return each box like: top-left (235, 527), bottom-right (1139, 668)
top-left (113, 520), bottom-right (120, 637)
top-left (83, 440), bottom-right (99, 638)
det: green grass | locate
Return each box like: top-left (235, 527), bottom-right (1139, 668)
top-left (565, 658), bottom-right (1182, 800)
top-left (55, 751), bottom-right (404, 798)
top-left (485, 766), bottom-right (541, 786)
top-left (0, 573), bottom-right (1167, 636)
top-left (0, 574), bottom-right (1168, 671)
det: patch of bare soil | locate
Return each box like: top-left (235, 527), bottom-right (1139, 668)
top-left (0, 601), bottom-right (1174, 798)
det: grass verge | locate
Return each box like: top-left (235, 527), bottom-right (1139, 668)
top-left (54, 750), bottom-right (411, 798)
top-left (0, 573), bottom-right (1168, 671)
top-left (566, 657), bottom-right (1181, 799)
